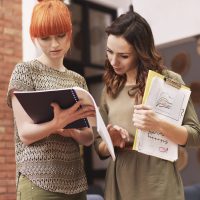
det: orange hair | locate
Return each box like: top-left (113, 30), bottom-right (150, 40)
top-left (30, 0), bottom-right (72, 39)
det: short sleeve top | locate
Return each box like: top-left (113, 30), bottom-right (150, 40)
top-left (7, 59), bottom-right (88, 194)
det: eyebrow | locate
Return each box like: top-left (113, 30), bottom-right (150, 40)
top-left (106, 47), bottom-right (132, 55)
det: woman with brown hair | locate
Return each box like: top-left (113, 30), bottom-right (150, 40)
top-left (7, 0), bottom-right (95, 199)
top-left (94, 7), bottom-right (200, 200)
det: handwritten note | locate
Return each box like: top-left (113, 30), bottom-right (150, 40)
top-left (133, 71), bottom-right (191, 162)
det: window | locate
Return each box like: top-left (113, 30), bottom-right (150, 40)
top-left (64, 0), bottom-right (117, 186)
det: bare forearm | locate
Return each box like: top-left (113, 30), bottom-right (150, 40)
top-left (159, 119), bottom-right (188, 145)
top-left (133, 104), bottom-right (189, 145)
top-left (18, 120), bottom-right (58, 145)
top-left (71, 128), bottom-right (94, 146)
top-left (98, 141), bottom-right (110, 157)
top-left (12, 94), bottom-right (96, 146)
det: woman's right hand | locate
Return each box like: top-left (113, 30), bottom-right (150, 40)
top-left (107, 124), bottom-right (130, 148)
top-left (51, 100), bottom-right (95, 130)
top-left (12, 96), bottom-right (95, 145)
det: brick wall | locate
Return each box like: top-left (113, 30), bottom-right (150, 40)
top-left (0, 0), bottom-right (22, 200)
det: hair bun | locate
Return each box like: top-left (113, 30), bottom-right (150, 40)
top-left (129, 4), bottom-right (134, 12)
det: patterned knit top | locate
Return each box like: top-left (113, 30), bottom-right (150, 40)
top-left (7, 59), bottom-right (88, 194)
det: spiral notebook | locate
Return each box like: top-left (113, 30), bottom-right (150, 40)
top-left (14, 87), bottom-right (94, 129)
top-left (14, 87), bottom-right (116, 160)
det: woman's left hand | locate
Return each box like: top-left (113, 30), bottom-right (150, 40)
top-left (132, 104), bottom-right (160, 132)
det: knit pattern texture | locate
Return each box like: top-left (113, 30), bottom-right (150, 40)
top-left (7, 59), bottom-right (88, 194)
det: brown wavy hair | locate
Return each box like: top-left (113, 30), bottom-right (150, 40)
top-left (104, 9), bottom-right (164, 100)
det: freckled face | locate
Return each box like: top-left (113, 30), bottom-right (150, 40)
top-left (106, 35), bottom-right (137, 75)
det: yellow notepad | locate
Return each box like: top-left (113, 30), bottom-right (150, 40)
top-left (133, 70), bottom-right (191, 162)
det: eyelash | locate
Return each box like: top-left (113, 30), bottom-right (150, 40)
top-left (107, 50), bottom-right (129, 59)
top-left (41, 37), bottom-right (49, 41)
top-left (106, 49), bottom-right (112, 54)
top-left (40, 33), bottom-right (66, 40)
top-left (121, 55), bottom-right (128, 59)
top-left (58, 33), bottom-right (66, 38)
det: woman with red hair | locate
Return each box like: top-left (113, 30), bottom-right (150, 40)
top-left (7, 0), bottom-right (95, 199)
